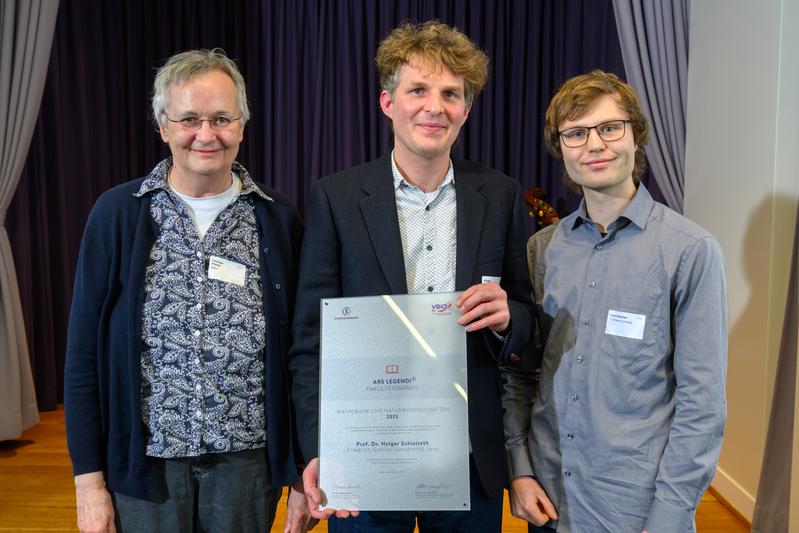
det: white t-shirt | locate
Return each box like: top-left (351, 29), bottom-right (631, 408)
top-left (171, 173), bottom-right (242, 239)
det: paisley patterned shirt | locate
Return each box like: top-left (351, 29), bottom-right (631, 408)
top-left (135, 158), bottom-right (271, 458)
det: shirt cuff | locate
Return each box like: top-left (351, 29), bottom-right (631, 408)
top-left (644, 497), bottom-right (695, 532)
top-left (506, 445), bottom-right (534, 481)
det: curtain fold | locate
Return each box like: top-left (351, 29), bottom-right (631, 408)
top-left (752, 205), bottom-right (799, 532)
top-left (0, 0), bottom-right (59, 439)
top-left (612, 0), bottom-right (689, 212)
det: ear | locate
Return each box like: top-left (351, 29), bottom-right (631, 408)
top-left (379, 90), bottom-right (393, 120)
top-left (159, 119), bottom-right (169, 143)
top-left (462, 100), bottom-right (473, 123)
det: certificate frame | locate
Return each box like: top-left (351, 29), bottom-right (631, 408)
top-left (318, 292), bottom-right (470, 511)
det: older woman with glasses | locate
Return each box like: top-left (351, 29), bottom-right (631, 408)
top-left (64, 49), bottom-right (313, 533)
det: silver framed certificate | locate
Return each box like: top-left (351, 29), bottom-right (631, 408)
top-left (319, 292), bottom-right (470, 511)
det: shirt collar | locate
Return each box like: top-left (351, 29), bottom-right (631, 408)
top-left (134, 158), bottom-right (171, 196)
top-left (390, 150), bottom-right (455, 191)
top-left (570, 199), bottom-right (591, 230)
top-left (570, 182), bottom-right (654, 231)
top-left (620, 182), bottom-right (654, 230)
top-left (134, 157), bottom-right (273, 202)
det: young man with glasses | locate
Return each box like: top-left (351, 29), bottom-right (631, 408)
top-left (501, 70), bottom-right (728, 533)
top-left (65, 49), bottom-right (312, 533)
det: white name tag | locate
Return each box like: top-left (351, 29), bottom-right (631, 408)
top-left (605, 309), bottom-right (646, 340)
top-left (208, 256), bottom-right (246, 287)
top-left (481, 275), bottom-right (501, 284)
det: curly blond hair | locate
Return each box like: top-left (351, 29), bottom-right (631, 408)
top-left (375, 21), bottom-right (488, 105)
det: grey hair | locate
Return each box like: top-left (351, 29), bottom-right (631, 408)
top-left (151, 48), bottom-right (250, 129)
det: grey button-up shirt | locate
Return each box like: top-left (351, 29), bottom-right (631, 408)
top-left (502, 184), bottom-right (727, 533)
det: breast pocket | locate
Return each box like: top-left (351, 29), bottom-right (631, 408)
top-left (598, 268), bottom-right (666, 359)
top-left (599, 301), bottom-right (660, 359)
top-left (598, 297), bottom-right (669, 415)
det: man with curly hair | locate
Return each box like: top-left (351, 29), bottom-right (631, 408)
top-left (290, 21), bottom-right (537, 532)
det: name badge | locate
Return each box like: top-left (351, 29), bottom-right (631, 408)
top-left (605, 309), bottom-right (646, 340)
top-left (208, 256), bottom-right (247, 287)
top-left (481, 275), bottom-right (501, 284)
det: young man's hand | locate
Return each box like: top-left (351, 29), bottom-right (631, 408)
top-left (508, 476), bottom-right (559, 526)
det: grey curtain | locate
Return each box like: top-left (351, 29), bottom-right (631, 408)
top-left (612, 0), bottom-right (689, 213)
top-left (0, 0), bottom-right (59, 440)
top-left (752, 206), bottom-right (799, 532)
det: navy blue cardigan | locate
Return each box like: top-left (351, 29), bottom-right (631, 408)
top-left (64, 176), bottom-right (303, 500)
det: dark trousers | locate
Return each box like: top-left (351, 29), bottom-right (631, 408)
top-left (113, 448), bottom-right (279, 533)
top-left (328, 457), bottom-right (503, 533)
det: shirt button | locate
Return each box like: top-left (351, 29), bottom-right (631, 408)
top-left (571, 394), bottom-right (579, 401)
top-left (564, 471), bottom-right (572, 477)
top-left (427, 286), bottom-right (434, 292)
top-left (582, 319), bottom-right (590, 326)
top-left (595, 244), bottom-right (603, 250)
top-left (195, 410), bottom-right (202, 418)
top-left (195, 303), bottom-right (202, 310)
top-left (196, 251), bottom-right (202, 258)
top-left (195, 384), bottom-right (202, 392)
top-left (576, 355), bottom-right (584, 363)
top-left (588, 280), bottom-right (597, 287)
top-left (567, 433), bottom-right (574, 440)
top-left (425, 205), bottom-right (430, 211)
top-left (196, 276), bottom-right (203, 282)
top-left (426, 244), bottom-right (433, 251)
top-left (194, 358), bottom-right (200, 364)
top-left (193, 330), bottom-right (201, 337)
top-left (264, 247), bottom-right (270, 254)
top-left (274, 283), bottom-right (281, 290)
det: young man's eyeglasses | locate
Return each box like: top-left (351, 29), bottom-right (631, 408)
top-left (558, 120), bottom-right (631, 148)
top-left (165, 115), bottom-right (242, 131)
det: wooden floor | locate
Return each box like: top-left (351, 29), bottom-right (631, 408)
top-left (0, 408), bottom-right (750, 532)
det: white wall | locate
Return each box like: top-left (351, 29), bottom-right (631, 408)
top-left (685, 0), bottom-right (799, 522)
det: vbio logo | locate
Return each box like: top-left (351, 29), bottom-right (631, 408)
top-left (431, 303), bottom-right (452, 313)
